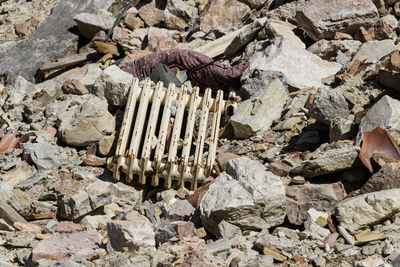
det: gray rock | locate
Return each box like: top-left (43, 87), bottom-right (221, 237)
top-left (31, 231), bottom-right (104, 266)
top-left (218, 220), bottom-right (242, 239)
top-left (107, 218), bottom-right (155, 254)
top-left (234, 255), bottom-right (274, 267)
top-left (154, 221), bottom-right (194, 245)
top-left (254, 230), bottom-right (297, 252)
top-left (200, 157), bottom-right (286, 236)
top-left (204, 238), bottom-right (231, 254)
top-left (7, 189), bottom-right (31, 214)
top-left (362, 244), bottom-right (378, 255)
top-left (336, 188), bottom-right (400, 233)
top-left (291, 141), bottom-right (359, 178)
top-left (109, 182), bottom-right (143, 208)
top-left (168, 199), bottom-right (195, 220)
top-left (0, 202), bottom-right (27, 226)
top-left (23, 141), bottom-right (68, 170)
top-left (350, 39), bottom-right (397, 65)
top-left (239, 70), bottom-right (289, 100)
top-left (329, 117), bottom-right (357, 142)
top-left (163, 0), bottom-right (198, 30)
top-left (356, 95), bottom-right (400, 144)
top-left (0, 0), bottom-right (114, 83)
top-left (246, 37), bottom-right (341, 90)
top-left (93, 65), bottom-right (134, 107)
top-left (230, 79), bottom-right (289, 138)
top-left (307, 39), bottom-right (362, 62)
top-left (73, 13), bottom-right (115, 40)
top-left (361, 162), bottom-right (400, 194)
top-left (296, 0), bottom-right (379, 41)
top-left (57, 97), bottom-right (115, 147)
top-left (3, 76), bottom-right (35, 112)
top-left (239, 0), bottom-right (273, 8)
top-left (309, 87), bottom-right (351, 126)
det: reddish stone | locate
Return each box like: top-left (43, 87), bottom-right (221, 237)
top-left (269, 161), bottom-right (292, 177)
top-left (187, 183), bottom-right (211, 209)
top-left (355, 26), bottom-right (374, 42)
top-left (14, 22), bottom-right (29, 35)
top-left (55, 221), bottom-right (83, 233)
top-left (218, 152), bottom-right (239, 171)
top-left (390, 50), bottom-right (400, 72)
top-left (137, 0), bottom-right (166, 27)
top-left (0, 132), bottom-right (20, 154)
top-left (293, 255), bottom-right (305, 263)
top-left (334, 32), bottom-right (353, 40)
top-left (62, 79), bottom-right (89, 95)
top-left (168, 199), bottom-right (195, 221)
top-left (375, 14), bottom-right (398, 40)
top-left (35, 128), bottom-right (57, 140)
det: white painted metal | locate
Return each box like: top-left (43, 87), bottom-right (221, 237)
top-left (108, 78), bottom-right (229, 190)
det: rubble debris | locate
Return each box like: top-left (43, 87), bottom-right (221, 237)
top-left (296, 0), bottom-right (379, 41)
top-left (200, 157), bottom-right (286, 236)
top-left (360, 161), bottom-right (400, 193)
top-left (73, 12), bottom-right (115, 40)
top-left (336, 188), bottom-right (400, 233)
top-left (0, 131), bottom-right (19, 153)
top-left (230, 79), bottom-right (289, 138)
top-left (349, 39), bottom-right (397, 65)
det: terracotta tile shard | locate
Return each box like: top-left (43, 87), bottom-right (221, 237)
top-left (359, 127), bottom-right (400, 172)
top-left (0, 132), bottom-right (20, 154)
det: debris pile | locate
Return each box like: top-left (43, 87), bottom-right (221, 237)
top-left (1, 0), bottom-right (400, 266)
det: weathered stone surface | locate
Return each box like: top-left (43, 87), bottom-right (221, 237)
top-left (329, 117), bottom-right (357, 142)
top-left (336, 189), bottom-right (400, 233)
top-left (155, 221), bottom-right (195, 245)
top-left (62, 79), bottom-right (90, 95)
top-left (199, 0), bottom-right (250, 33)
top-left (307, 39), bottom-right (362, 63)
top-left (361, 162), bottom-right (400, 194)
top-left (163, 0), bottom-right (198, 31)
top-left (73, 13), bottom-right (115, 40)
top-left (200, 157), bottom-right (286, 236)
top-left (230, 79), bottom-right (289, 138)
top-left (109, 182), bottom-right (143, 208)
top-left (0, 0), bottom-right (114, 83)
top-left (31, 231), bottom-right (104, 266)
top-left (138, 0), bottom-right (166, 27)
top-left (309, 87), bottom-right (351, 126)
top-left (145, 27), bottom-right (178, 52)
top-left (0, 202), bottom-right (27, 226)
top-left (350, 40), bottom-right (397, 65)
top-left (374, 14), bottom-right (398, 40)
top-left (94, 65), bottom-right (134, 107)
top-left (238, 0), bottom-right (273, 8)
top-left (291, 141), bottom-right (359, 178)
top-left (56, 221), bottom-right (83, 234)
top-left (168, 199), bottom-right (195, 221)
top-left (356, 95), bottom-right (400, 144)
top-left (107, 218), bottom-right (155, 254)
top-left (218, 220), bottom-right (242, 239)
top-left (246, 35), bottom-right (341, 90)
top-left (23, 141), bottom-right (68, 170)
top-left (286, 183), bottom-right (345, 225)
top-left (296, 0), bottom-right (379, 41)
top-left (57, 97), bottom-right (115, 147)
top-left (58, 179), bottom-right (112, 220)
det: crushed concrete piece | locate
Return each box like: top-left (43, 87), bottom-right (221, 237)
top-left (57, 97), bottom-right (115, 147)
top-left (200, 157), bottom-right (286, 236)
top-left (107, 218), bottom-right (155, 254)
top-left (356, 95), bottom-right (400, 144)
top-left (309, 87), bottom-right (351, 126)
top-left (73, 13), bottom-right (115, 40)
top-left (290, 141), bottom-right (359, 178)
top-left (93, 65), bottom-right (134, 107)
top-left (31, 230), bottom-right (104, 266)
top-left (230, 79), bottom-right (289, 138)
top-left (336, 188), bottom-right (400, 233)
top-left (350, 39), bottom-right (397, 65)
top-left (296, 0), bottom-right (379, 41)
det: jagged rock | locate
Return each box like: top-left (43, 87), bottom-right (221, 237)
top-left (291, 141), bottom-right (359, 178)
top-left (255, 230), bottom-right (297, 252)
top-left (360, 162), bottom-right (400, 194)
top-left (145, 27), bottom-right (178, 51)
top-left (329, 117), bottom-right (357, 142)
top-left (238, 0), bottom-right (273, 8)
top-left (374, 14), bottom-right (398, 40)
top-left (218, 220), bottom-right (242, 239)
top-left (93, 65), bottom-right (134, 107)
top-left (55, 221), bottom-right (83, 234)
top-left (168, 199), bottom-right (195, 221)
top-left (109, 182), bottom-right (143, 208)
top-left (309, 87), bottom-right (351, 126)
top-left (73, 13), bottom-right (115, 40)
top-left (138, 0), bottom-right (166, 27)
top-left (57, 179), bottom-right (112, 220)
top-left (23, 140), bottom-right (68, 170)
top-left (0, 202), bottom-right (27, 226)
top-left (163, 0), bottom-right (198, 30)
top-left (62, 79), bottom-right (90, 95)
top-left (57, 97), bottom-right (115, 147)
top-left (107, 218), bottom-right (155, 254)
top-left (336, 188), bottom-right (400, 233)
top-left (296, 0), bottom-right (379, 41)
top-left (350, 39), bottom-right (397, 65)
top-left (124, 8), bottom-right (144, 30)
top-left (155, 221), bottom-right (195, 245)
top-left (0, 0), bottom-right (115, 83)
top-left (80, 215), bottom-right (110, 230)
top-left (200, 157), bottom-right (286, 236)
top-left (246, 33), bottom-right (341, 90)
top-left (354, 254), bottom-right (384, 267)
top-left (356, 95), bottom-right (400, 144)
top-left (286, 183), bottom-right (345, 225)
top-left (230, 79), bottom-right (289, 138)
top-left (199, 0), bottom-right (250, 33)
top-left (307, 40), bottom-right (362, 63)
top-left (31, 231), bottom-right (104, 266)
top-left (234, 255), bottom-right (274, 267)
top-left (239, 70), bottom-right (288, 100)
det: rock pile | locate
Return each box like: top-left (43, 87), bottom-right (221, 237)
top-left (1, 0), bottom-right (400, 266)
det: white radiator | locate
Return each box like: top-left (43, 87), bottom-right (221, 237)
top-left (107, 78), bottom-right (231, 190)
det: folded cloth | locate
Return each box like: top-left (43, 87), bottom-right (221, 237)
top-left (122, 49), bottom-right (247, 91)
